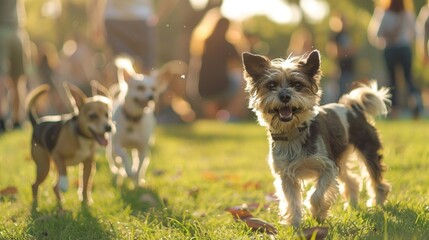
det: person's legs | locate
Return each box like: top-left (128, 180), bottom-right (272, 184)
top-left (105, 19), bottom-right (155, 74)
top-left (384, 47), bottom-right (399, 113)
top-left (0, 28), bottom-right (10, 132)
top-left (0, 75), bottom-right (6, 133)
top-left (6, 75), bottom-right (25, 128)
top-left (400, 46), bottom-right (424, 117)
top-left (9, 30), bottom-right (27, 128)
top-left (225, 70), bottom-right (248, 120)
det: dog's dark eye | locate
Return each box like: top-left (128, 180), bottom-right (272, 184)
top-left (89, 113), bottom-right (98, 120)
top-left (137, 86), bottom-right (146, 91)
top-left (266, 81), bottom-right (277, 91)
top-left (290, 82), bottom-right (303, 91)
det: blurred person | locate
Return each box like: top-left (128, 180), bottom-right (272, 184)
top-left (286, 26), bottom-right (314, 56)
top-left (0, 0), bottom-right (30, 133)
top-left (189, 13), bottom-right (248, 121)
top-left (91, 0), bottom-right (197, 123)
top-left (100, 0), bottom-right (173, 74)
top-left (36, 42), bottom-right (63, 114)
top-left (326, 13), bottom-right (357, 100)
top-left (58, 34), bottom-right (99, 96)
top-left (368, 0), bottom-right (424, 118)
top-left (417, 1), bottom-right (429, 64)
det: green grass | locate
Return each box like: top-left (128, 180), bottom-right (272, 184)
top-left (1, 120), bottom-right (428, 239)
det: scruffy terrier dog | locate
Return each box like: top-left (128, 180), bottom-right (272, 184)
top-left (27, 81), bottom-right (113, 210)
top-left (107, 58), bottom-right (186, 187)
top-left (242, 50), bottom-right (391, 227)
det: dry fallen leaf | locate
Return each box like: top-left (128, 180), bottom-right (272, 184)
top-left (227, 205), bottom-right (278, 235)
top-left (187, 187), bottom-right (200, 199)
top-left (242, 217), bottom-right (278, 235)
top-left (242, 181), bottom-right (262, 190)
top-left (202, 171), bottom-right (219, 181)
top-left (298, 226), bottom-right (329, 240)
top-left (226, 206), bottom-right (254, 220)
top-left (0, 186), bottom-right (18, 197)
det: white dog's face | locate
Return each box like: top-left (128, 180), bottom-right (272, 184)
top-left (123, 73), bottom-right (164, 109)
top-left (115, 58), bottom-right (187, 112)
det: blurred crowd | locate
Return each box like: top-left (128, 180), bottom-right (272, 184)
top-left (1, 0), bottom-right (428, 135)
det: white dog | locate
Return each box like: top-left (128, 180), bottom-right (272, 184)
top-left (107, 58), bottom-right (186, 186)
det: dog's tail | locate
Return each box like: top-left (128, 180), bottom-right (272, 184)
top-left (339, 80), bottom-right (391, 120)
top-left (115, 56), bottom-right (135, 82)
top-left (26, 84), bottom-right (50, 127)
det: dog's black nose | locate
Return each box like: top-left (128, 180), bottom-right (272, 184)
top-left (279, 92), bottom-right (291, 103)
top-left (148, 95), bottom-right (154, 101)
top-left (105, 125), bottom-right (112, 132)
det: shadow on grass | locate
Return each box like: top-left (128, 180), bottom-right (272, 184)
top-left (119, 185), bottom-right (206, 238)
top-left (119, 186), bottom-right (165, 213)
top-left (27, 204), bottom-right (113, 239)
top-left (331, 203), bottom-right (429, 239)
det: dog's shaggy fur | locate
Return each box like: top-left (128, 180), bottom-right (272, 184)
top-left (242, 50), bottom-right (391, 227)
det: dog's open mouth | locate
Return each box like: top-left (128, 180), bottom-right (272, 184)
top-left (270, 106), bottom-right (300, 122)
top-left (89, 129), bottom-right (109, 146)
top-left (134, 98), bottom-right (149, 108)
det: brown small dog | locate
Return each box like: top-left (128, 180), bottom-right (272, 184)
top-left (27, 81), bottom-right (113, 210)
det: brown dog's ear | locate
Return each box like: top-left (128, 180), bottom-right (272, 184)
top-left (242, 52), bottom-right (271, 80)
top-left (63, 81), bottom-right (87, 114)
top-left (90, 80), bottom-right (112, 99)
top-left (300, 50), bottom-right (321, 78)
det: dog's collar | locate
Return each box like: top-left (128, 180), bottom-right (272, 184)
top-left (270, 122), bottom-right (308, 141)
top-left (72, 116), bottom-right (92, 139)
top-left (122, 107), bottom-right (143, 123)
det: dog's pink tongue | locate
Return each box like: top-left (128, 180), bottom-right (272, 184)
top-left (96, 135), bottom-right (108, 146)
top-left (279, 106), bottom-right (293, 122)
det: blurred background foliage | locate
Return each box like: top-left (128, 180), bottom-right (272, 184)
top-left (24, 0), bottom-right (429, 89)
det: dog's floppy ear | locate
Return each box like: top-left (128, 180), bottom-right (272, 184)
top-left (156, 60), bottom-right (188, 93)
top-left (63, 81), bottom-right (87, 114)
top-left (300, 50), bottom-right (321, 78)
top-left (90, 80), bottom-right (112, 99)
top-left (242, 52), bottom-right (271, 80)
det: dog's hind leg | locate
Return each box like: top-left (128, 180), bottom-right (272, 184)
top-left (133, 147), bottom-right (150, 186)
top-left (338, 147), bottom-right (360, 208)
top-left (338, 166), bottom-right (359, 208)
top-left (354, 130), bottom-right (390, 207)
top-left (31, 144), bottom-right (50, 208)
top-left (356, 147), bottom-right (390, 207)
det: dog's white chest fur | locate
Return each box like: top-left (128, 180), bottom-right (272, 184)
top-left (269, 139), bottom-right (329, 180)
top-left (64, 137), bottom-right (94, 165)
top-left (112, 107), bottom-right (156, 149)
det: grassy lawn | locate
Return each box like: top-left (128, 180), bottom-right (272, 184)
top-left (0, 120), bottom-right (428, 239)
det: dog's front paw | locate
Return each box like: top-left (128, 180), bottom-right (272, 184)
top-left (279, 218), bottom-right (301, 228)
top-left (79, 194), bottom-right (94, 206)
top-left (132, 175), bottom-right (146, 188)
